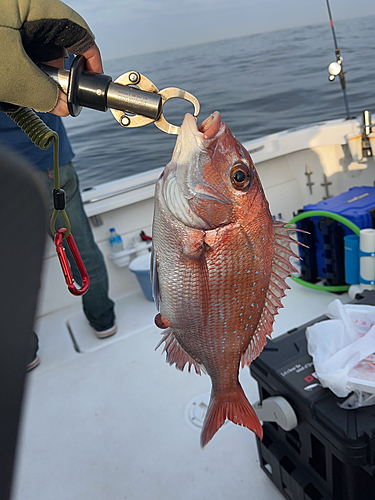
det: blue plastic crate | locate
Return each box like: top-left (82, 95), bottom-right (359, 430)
top-left (302, 186), bottom-right (375, 280)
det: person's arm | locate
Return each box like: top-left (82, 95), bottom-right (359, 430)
top-left (0, 0), bottom-right (103, 116)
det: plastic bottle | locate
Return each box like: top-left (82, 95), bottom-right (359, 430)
top-left (109, 227), bottom-right (124, 253)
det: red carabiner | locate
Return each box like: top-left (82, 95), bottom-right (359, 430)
top-left (54, 228), bottom-right (89, 296)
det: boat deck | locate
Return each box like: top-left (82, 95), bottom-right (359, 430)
top-left (12, 281), bottom-right (348, 500)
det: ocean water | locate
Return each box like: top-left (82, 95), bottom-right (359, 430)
top-left (64, 15), bottom-right (375, 190)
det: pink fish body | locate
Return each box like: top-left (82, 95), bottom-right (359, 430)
top-left (151, 112), bottom-right (297, 447)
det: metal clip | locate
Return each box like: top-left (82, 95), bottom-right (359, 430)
top-left (110, 71), bottom-right (200, 135)
top-left (54, 228), bottom-right (89, 296)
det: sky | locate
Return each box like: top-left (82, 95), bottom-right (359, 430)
top-left (64, 0), bottom-right (375, 60)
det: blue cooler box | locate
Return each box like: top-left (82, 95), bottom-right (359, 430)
top-left (129, 253), bottom-right (153, 301)
top-left (298, 186), bottom-right (375, 284)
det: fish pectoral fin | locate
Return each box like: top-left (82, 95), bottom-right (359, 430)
top-left (203, 223), bottom-right (239, 249)
top-left (182, 238), bottom-right (204, 259)
top-left (151, 248), bottom-right (161, 309)
top-left (155, 329), bottom-right (203, 375)
top-left (203, 229), bottom-right (221, 249)
top-left (200, 385), bottom-right (263, 448)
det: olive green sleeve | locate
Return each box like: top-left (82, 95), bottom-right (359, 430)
top-left (0, 0), bottom-right (96, 112)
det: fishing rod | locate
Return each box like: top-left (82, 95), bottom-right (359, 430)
top-left (325, 0), bottom-right (351, 119)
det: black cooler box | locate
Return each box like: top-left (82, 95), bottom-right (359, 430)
top-left (250, 291), bottom-right (375, 500)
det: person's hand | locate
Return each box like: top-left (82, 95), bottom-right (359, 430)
top-left (43, 44), bottom-right (103, 116)
top-left (0, 0), bottom-right (104, 116)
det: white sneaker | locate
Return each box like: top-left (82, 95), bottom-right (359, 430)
top-left (27, 355), bottom-right (40, 372)
top-left (94, 322), bottom-right (118, 339)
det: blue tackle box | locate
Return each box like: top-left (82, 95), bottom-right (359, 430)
top-left (297, 186), bottom-right (375, 285)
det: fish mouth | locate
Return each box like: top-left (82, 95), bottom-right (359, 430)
top-left (181, 111), bottom-right (223, 141)
top-left (198, 111), bottom-right (223, 139)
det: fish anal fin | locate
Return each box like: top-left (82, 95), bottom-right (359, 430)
top-left (155, 329), bottom-right (202, 375)
top-left (200, 385), bottom-right (263, 448)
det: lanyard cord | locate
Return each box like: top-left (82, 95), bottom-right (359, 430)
top-left (5, 107), bottom-right (71, 238)
top-left (49, 132), bottom-right (71, 237)
top-left (5, 107), bottom-right (89, 296)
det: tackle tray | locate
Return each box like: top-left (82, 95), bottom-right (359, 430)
top-left (250, 290), bottom-right (375, 500)
top-left (298, 185), bottom-right (375, 285)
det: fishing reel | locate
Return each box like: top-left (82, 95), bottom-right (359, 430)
top-left (327, 56), bottom-right (343, 82)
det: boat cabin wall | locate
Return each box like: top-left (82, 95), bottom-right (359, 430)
top-left (246, 117), bottom-right (375, 222)
top-left (255, 144), bottom-right (375, 222)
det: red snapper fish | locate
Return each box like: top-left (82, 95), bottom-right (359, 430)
top-left (151, 112), bottom-right (298, 447)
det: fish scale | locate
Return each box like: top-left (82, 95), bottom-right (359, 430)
top-left (151, 111), bottom-right (300, 447)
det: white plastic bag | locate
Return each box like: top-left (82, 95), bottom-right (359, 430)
top-left (306, 299), bottom-right (375, 398)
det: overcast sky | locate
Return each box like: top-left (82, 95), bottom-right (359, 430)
top-left (65, 0), bottom-right (375, 60)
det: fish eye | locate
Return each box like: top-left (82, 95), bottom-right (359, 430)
top-left (230, 162), bottom-right (252, 191)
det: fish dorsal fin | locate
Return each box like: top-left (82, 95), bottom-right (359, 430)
top-left (241, 221), bottom-right (300, 368)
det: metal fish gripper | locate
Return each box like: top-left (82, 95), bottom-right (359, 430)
top-left (39, 56), bottom-right (200, 135)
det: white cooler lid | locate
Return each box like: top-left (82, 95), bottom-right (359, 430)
top-left (129, 252), bottom-right (151, 272)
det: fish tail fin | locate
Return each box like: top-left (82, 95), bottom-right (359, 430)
top-left (200, 385), bottom-right (263, 448)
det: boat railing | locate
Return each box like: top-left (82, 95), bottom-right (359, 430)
top-left (81, 166), bottom-right (163, 217)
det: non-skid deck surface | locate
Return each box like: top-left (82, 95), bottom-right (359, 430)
top-left (12, 282), bottom-right (345, 500)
